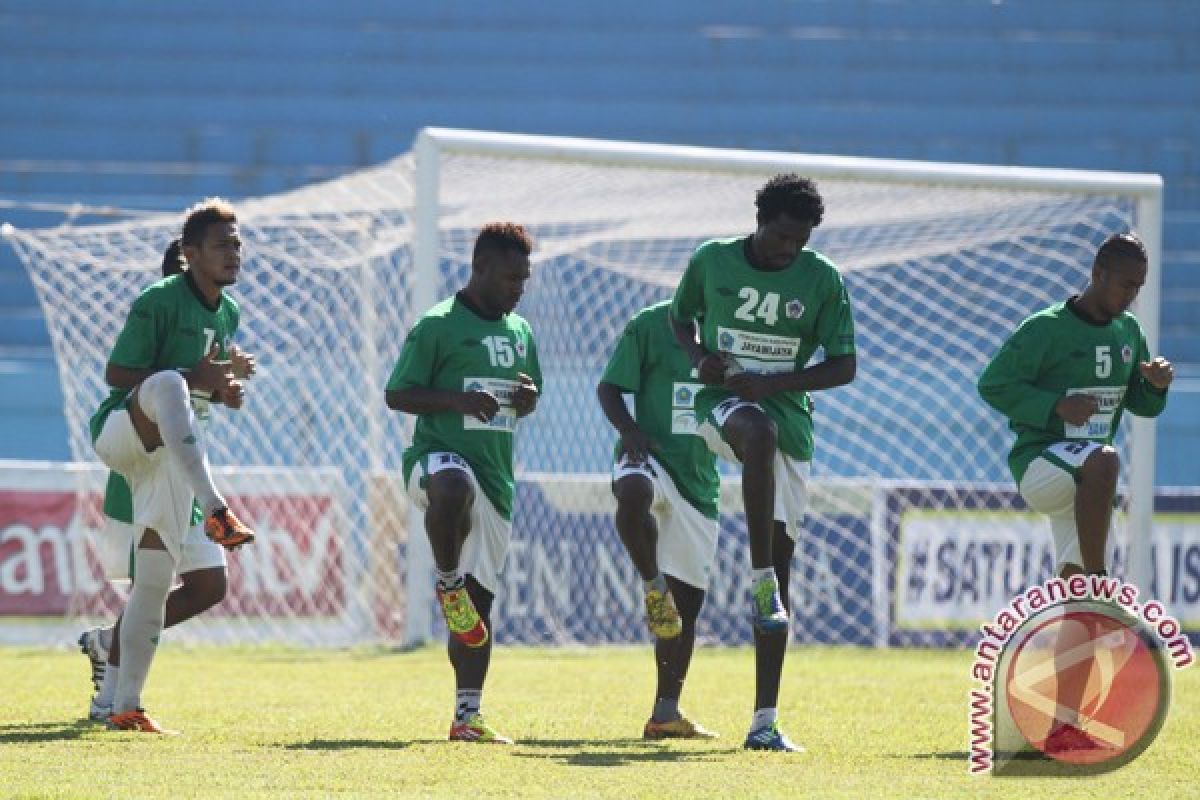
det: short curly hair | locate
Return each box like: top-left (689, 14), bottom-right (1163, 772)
top-left (181, 197), bottom-right (237, 248)
top-left (473, 221), bottom-right (534, 263)
top-left (755, 174), bottom-right (824, 227)
top-left (1095, 231), bottom-right (1148, 271)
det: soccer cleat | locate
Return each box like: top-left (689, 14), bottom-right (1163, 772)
top-left (448, 713), bottom-right (513, 744)
top-left (644, 587), bottom-right (683, 639)
top-left (204, 507), bottom-right (255, 550)
top-left (743, 722), bottom-right (804, 753)
top-left (107, 709), bottom-right (179, 735)
top-left (88, 698), bottom-right (113, 723)
top-left (1042, 722), bottom-right (1109, 755)
top-left (643, 714), bottom-right (719, 740)
top-left (750, 577), bottom-right (790, 633)
top-left (77, 628), bottom-right (109, 694)
top-left (437, 583), bottom-right (489, 647)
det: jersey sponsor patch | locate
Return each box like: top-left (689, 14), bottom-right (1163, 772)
top-left (462, 377), bottom-right (520, 432)
top-left (1064, 386), bottom-right (1126, 439)
top-left (670, 381), bottom-right (705, 435)
top-left (715, 326), bottom-right (800, 374)
top-left (433, 452), bottom-right (470, 471)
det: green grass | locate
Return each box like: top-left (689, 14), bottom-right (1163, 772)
top-left (1, 645), bottom-right (1196, 799)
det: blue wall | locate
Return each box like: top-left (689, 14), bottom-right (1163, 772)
top-left (1, 0), bottom-right (1197, 482)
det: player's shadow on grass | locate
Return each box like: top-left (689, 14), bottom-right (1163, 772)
top-left (904, 750), bottom-right (1101, 777)
top-left (0, 720), bottom-right (95, 743)
top-left (516, 738), bottom-right (739, 766)
top-left (903, 751), bottom-right (971, 760)
top-left (283, 738), bottom-right (422, 751)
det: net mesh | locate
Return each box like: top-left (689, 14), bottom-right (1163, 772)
top-left (6, 140), bottom-right (1145, 646)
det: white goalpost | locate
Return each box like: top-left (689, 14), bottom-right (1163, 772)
top-left (3, 128), bottom-right (1162, 648)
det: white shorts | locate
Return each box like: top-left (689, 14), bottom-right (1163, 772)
top-left (406, 452), bottom-right (511, 595)
top-left (93, 408), bottom-right (201, 564)
top-left (612, 454), bottom-right (720, 590)
top-left (701, 399), bottom-right (811, 541)
top-left (1018, 441), bottom-right (1105, 569)
top-left (100, 516), bottom-right (226, 583)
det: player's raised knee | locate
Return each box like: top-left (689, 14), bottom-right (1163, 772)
top-left (427, 469), bottom-right (475, 509)
top-left (613, 474), bottom-right (654, 512)
top-left (739, 411), bottom-right (778, 456)
top-left (1081, 445), bottom-right (1119, 485)
top-left (135, 368), bottom-right (189, 417)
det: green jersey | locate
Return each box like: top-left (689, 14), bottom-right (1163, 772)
top-left (978, 299), bottom-right (1168, 484)
top-left (387, 293), bottom-right (542, 520)
top-left (669, 237), bottom-right (856, 461)
top-left (89, 272), bottom-right (240, 443)
top-left (599, 302), bottom-right (720, 519)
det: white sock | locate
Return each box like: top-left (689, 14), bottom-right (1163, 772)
top-left (455, 689), bottom-right (482, 724)
top-left (751, 707), bottom-right (778, 732)
top-left (437, 568), bottom-right (463, 590)
top-left (114, 548), bottom-right (174, 713)
top-left (138, 370), bottom-right (224, 515)
top-left (96, 662), bottom-right (119, 707)
top-left (751, 567), bottom-right (777, 586)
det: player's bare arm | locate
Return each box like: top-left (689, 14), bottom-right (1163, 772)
top-left (386, 386), bottom-right (500, 423)
top-left (596, 381), bottom-right (657, 463)
top-left (724, 353), bottom-right (856, 402)
top-left (668, 311), bottom-right (725, 385)
top-left (1140, 356), bottom-right (1174, 390)
top-left (511, 372), bottom-right (539, 417)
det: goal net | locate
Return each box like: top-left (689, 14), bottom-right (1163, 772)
top-left (4, 128), bottom-right (1161, 647)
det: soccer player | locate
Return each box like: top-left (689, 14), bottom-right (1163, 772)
top-left (385, 222), bottom-right (541, 744)
top-left (79, 237), bottom-right (259, 720)
top-left (597, 300), bottom-right (721, 740)
top-left (669, 174), bottom-right (856, 752)
top-left (88, 199), bottom-right (256, 733)
top-left (978, 231), bottom-right (1172, 753)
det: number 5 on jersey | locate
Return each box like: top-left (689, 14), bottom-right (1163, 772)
top-left (1095, 345), bottom-right (1111, 379)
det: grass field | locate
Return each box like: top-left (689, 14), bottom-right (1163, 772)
top-left (1, 645), bottom-right (1196, 799)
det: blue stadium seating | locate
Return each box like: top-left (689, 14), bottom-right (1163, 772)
top-left (0, 0), bottom-right (1197, 483)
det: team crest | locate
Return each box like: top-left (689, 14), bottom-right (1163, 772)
top-left (719, 331), bottom-right (735, 350)
top-left (674, 385), bottom-right (693, 405)
top-left (786, 298), bottom-right (805, 319)
top-left (515, 339), bottom-right (527, 359)
top-left (1121, 344), bottom-right (1133, 364)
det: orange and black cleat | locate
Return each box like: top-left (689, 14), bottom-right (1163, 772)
top-left (204, 507), bottom-right (255, 550)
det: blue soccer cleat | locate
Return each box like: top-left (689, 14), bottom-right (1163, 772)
top-left (744, 722), bottom-right (805, 753)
